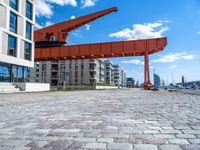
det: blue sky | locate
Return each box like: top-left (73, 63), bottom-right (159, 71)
top-left (35, 0), bottom-right (200, 84)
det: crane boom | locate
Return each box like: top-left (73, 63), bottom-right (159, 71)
top-left (34, 7), bottom-right (117, 48)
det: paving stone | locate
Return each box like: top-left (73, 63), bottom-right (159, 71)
top-left (97, 138), bottom-right (113, 143)
top-left (160, 145), bottom-right (183, 150)
top-left (108, 143), bottom-right (133, 150)
top-left (181, 145), bottom-right (200, 150)
top-left (1, 89), bottom-right (200, 149)
top-left (84, 143), bottom-right (106, 149)
top-left (176, 134), bottom-right (196, 139)
top-left (153, 134), bottom-right (175, 139)
top-left (191, 126), bottom-right (200, 130)
top-left (188, 139), bottom-right (200, 144)
top-left (169, 139), bottom-right (189, 144)
top-left (160, 130), bottom-right (181, 134)
top-left (103, 134), bottom-right (129, 138)
top-left (66, 129), bottom-right (81, 133)
top-left (73, 137), bottom-right (96, 142)
top-left (182, 130), bottom-right (200, 134)
top-left (133, 144), bottom-right (158, 150)
top-left (143, 130), bottom-right (160, 134)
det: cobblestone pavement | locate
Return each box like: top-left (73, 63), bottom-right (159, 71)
top-left (0, 89), bottom-right (200, 150)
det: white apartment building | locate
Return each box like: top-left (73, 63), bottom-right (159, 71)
top-left (29, 59), bottom-right (105, 87)
top-left (0, 0), bottom-right (35, 82)
top-left (104, 60), bottom-right (114, 85)
top-left (113, 64), bottom-right (126, 87)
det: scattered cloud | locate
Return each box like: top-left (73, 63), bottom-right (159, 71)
top-left (85, 24), bottom-right (91, 31)
top-left (152, 52), bottom-right (196, 63)
top-left (35, 21), bottom-right (54, 30)
top-left (35, 22), bottom-right (43, 30)
top-left (81, 0), bottom-right (97, 8)
top-left (168, 65), bottom-right (177, 69)
top-left (45, 21), bottom-right (54, 26)
top-left (109, 20), bottom-right (169, 40)
top-left (70, 16), bottom-right (76, 19)
top-left (35, 0), bottom-right (77, 18)
top-left (198, 31), bottom-right (200, 34)
top-left (121, 59), bottom-right (144, 65)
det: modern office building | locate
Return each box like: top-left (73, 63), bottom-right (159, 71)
top-left (126, 77), bottom-right (135, 88)
top-left (29, 59), bottom-right (105, 87)
top-left (154, 73), bottom-right (161, 87)
top-left (0, 0), bottom-right (35, 83)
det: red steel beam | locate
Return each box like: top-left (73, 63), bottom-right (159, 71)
top-left (34, 7), bottom-right (117, 43)
top-left (35, 37), bottom-right (167, 61)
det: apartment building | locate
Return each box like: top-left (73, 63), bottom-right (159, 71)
top-left (29, 59), bottom-right (105, 87)
top-left (104, 60), bottom-right (114, 85)
top-left (0, 0), bottom-right (35, 83)
top-left (126, 77), bottom-right (135, 88)
top-left (113, 64), bottom-right (126, 87)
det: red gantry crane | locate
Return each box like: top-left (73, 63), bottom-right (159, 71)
top-left (34, 7), bottom-right (167, 90)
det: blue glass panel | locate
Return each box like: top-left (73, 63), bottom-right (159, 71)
top-left (10, 0), bottom-right (18, 11)
top-left (8, 35), bottom-right (17, 57)
top-left (25, 42), bottom-right (31, 60)
top-left (26, 1), bottom-right (32, 20)
top-left (26, 22), bottom-right (31, 40)
top-left (0, 63), bottom-right (11, 82)
top-left (18, 66), bottom-right (22, 82)
top-left (10, 12), bottom-right (17, 33)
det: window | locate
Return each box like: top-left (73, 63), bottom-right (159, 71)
top-left (8, 35), bottom-right (17, 57)
top-left (26, 22), bottom-right (32, 40)
top-left (10, 0), bottom-right (18, 11)
top-left (24, 42), bottom-right (31, 60)
top-left (26, 1), bottom-right (32, 20)
top-left (10, 12), bottom-right (17, 33)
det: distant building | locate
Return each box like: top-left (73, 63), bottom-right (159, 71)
top-left (126, 78), bottom-right (135, 88)
top-left (113, 64), bottom-right (126, 87)
top-left (104, 60), bottom-right (114, 85)
top-left (29, 59), bottom-right (127, 88)
top-left (29, 59), bottom-right (105, 87)
top-left (154, 73), bottom-right (161, 87)
top-left (161, 78), bottom-right (165, 86)
top-left (182, 76), bottom-right (185, 86)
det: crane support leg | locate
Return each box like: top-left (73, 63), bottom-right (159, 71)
top-left (144, 52), bottom-right (152, 90)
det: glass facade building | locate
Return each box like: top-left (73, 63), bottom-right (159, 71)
top-left (0, 63), bottom-right (29, 82)
top-left (0, 0), bottom-right (34, 83)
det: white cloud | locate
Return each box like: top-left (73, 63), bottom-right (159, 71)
top-left (121, 59), bottom-right (144, 65)
top-left (152, 52), bottom-right (196, 63)
top-left (35, 22), bottom-right (43, 30)
top-left (85, 24), bottom-right (90, 31)
top-left (70, 16), bottom-right (76, 19)
top-left (109, 20), bottom-right (169, 40)
top-left (35, 21), bottom-right (54, 30)
top-left (35, 0), bottom-right (77, 18)
top-left (198, 31), bottom-right (200, 34)
top-left (81, 0), bottom-right (97, 8)
top-left (168, 65), bottom-right (177, 69)
top-left (45, 21), bottom-right (54, 27)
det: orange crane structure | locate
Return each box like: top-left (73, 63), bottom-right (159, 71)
top-left (34, 7), bottom-right (167, 90)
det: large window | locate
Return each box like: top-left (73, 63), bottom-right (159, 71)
top-left (8, 35), bottom-right (17, 57)
top-left (24, 42), bottom-right (32, 60)
top-left (26, 22), bottom-right (32, 40)
top-left (0, 63), bottom-right (11, 82)
top-left (26, 1), bottom-right (32, 20)
top-left (10, 0), bottom-right (18, 11)
top-left (10, 12), bottom-right (17, 33)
